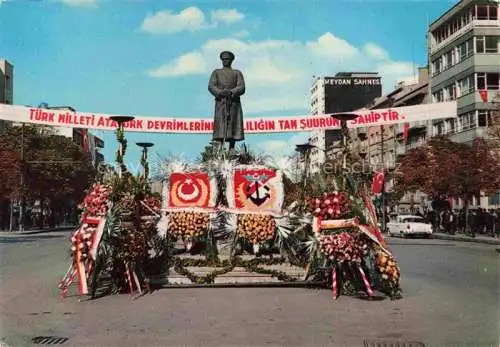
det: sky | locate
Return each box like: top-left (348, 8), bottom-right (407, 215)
top-left (0, 0), bottom-right (457, 173)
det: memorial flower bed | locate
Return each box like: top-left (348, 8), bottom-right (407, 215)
top-left (58, 149), bottom-right (402, 301)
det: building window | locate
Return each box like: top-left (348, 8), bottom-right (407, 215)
top-left (444, 50), bottom-right (454, 69)
top-left (477, 73), bottom-right (500, 90)
top-left (458, 41), bottom-right (467, 61)
top-left (477, 72), bottom-right (486, 90)
top-left (433, 37), bottom-right (475, 77)
top-left (476, 36), bottom-right (485, 53)
top-left (477, 110), bottom-right (491, 127)
top-left (477, 5), bottom-right (489, 20)
top-left (458, 75), bottom-right (474, 96)
top-left (446, 119), bottom-right (456, 133)
top-left (487, 73), bottom-right (499, 90)
top-left (459, 112), bottom-right (476, 130)
top-left (433, 89), bottom-right (444, 103)
top-left (476, 36), bottom-right (499, 53)
top-left (490, 5), bottom-right (498, 20)
top-left (476, 4), bottom-right (498, 20)
top-left (432, 58), bottom-right (443, 75)
top-left (445, 84), bottom-right (457, 101)
top-left (433, 5), bottom-right (477, 44)
top-left (435, 122), bottom-right (444, 135)
top-left (458, 39), bottom-right (473, 60)
top-left (485, 36), bottom-right (499, 53)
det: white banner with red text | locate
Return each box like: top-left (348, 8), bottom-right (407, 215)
top-left (0, 102), bottom-right (457, 134)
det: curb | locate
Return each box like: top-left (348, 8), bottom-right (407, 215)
top-left (0, 226), bottom-right (75, 236)
top-left (431, 233), bottom-right (500, 245)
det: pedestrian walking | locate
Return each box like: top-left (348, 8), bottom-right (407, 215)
top-left (492, 210), bottom-right (499, 238)
top-left (467, 210), bottom-right (476, 237)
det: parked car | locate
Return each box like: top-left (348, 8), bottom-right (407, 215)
top-left (387, 215), bottom-right (433, 238)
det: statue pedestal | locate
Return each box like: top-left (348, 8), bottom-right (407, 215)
top-left (216, 239), bottom-right (233, 259)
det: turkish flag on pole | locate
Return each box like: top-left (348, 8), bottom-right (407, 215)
top-left (403, 123), bottom-right (410, 144)
top-left (82, 129), bottom-right (90, 152)
top-left (479, 89), bottom-right (488, 102)
top-left (371, 170), bottom-right (385, 195)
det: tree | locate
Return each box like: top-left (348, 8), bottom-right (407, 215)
top-left (394, 136), bottom-right (500, 211)
top-left (488, 100), bottom-right (500, 152)
top-left (0, 125), bottom-right (96, 227)
top-left (454, 137), bottom-right (500, 207)
top-left (28, 134), bottom-right (96, 225)
top-left (394, 137), bottom-right (460, 200)
top-left (0, 138), bottom-right (22, 200)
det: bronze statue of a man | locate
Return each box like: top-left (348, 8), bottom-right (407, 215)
top-left (208, 51), bottom-right (245, 151)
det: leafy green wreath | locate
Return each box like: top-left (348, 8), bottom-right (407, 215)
top-left (172, 256), bottom-right (298, 284)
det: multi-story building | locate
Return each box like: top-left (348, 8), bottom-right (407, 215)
top-left (40, 106), bottom-right (105, 168)
top-left (0, 59), bottom-right (13, 104)
top-left (352, 67), bottom-right (431, 213)
top-left (309, 72), bottom-right (382, 174)
top-left (0, 59), bottom-right (14, 131)
top-left (428, 0), bottom-right (499, 209)
top-left (429, 0), bottom-right (499, 144)
top-left (309, 76), bottom-right (327, 174)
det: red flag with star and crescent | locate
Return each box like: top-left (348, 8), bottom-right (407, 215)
top-left (168, 172), bottom-right (214, 209)
top-left (371, 170), bottom-right (385, 195)
top-left (479, 89), bottom-right (488, 102)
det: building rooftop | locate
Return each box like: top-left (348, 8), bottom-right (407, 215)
top-left (47, 105), bottom-right (76, 112)
top-left (366, 80), bottom-right (428, 109)
top-left (334, 72), bottom-right (380, 78)
top-left (429, 0), bottom-right (475, 31)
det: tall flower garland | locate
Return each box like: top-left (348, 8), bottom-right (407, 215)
top-left (305, 189), bottom-right (402, 300)
top-left (59, 183), bottom-right (111, 297)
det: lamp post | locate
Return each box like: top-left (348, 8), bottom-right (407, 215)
top-left (110, 116), bottom-right (135, 177)
top-left (136, 142), bottom-right (154, 179)
top-left (295, 143), bottom-right (315, 206)
top-left (18, 122), bottom-right (25, 232)
top-left (358, 151), bottom-right (367, 193)
top-left (330, 113), bottom-right (358, 189)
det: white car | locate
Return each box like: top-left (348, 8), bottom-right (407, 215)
top-left (387, 215), bottom-right (433, 238)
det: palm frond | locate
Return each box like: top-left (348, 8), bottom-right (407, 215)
top-left (88, 211), bottom-right (121, 298)
top-left (304, 234), bottom-right (320, 262)
top-left (345, 173), bottom-right (358, 195)
top-left (157, 212), bottom-right (169, 238)
top-left (214, 158), bottom-right (238, 180)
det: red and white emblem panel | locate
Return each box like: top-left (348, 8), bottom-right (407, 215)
top-left (166, 172), bottom-right (217, 211)
top-left (226, 165), bottom-right (284, 215)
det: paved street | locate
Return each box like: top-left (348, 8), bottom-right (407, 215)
top-left (0, 232), bottom-right (498, 347)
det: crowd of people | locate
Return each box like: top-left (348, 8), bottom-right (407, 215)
top-left (425, 208), bottom-right (500, 237)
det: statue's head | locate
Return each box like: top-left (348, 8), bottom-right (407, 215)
top-left (220, 51), bottom-right (235, 68)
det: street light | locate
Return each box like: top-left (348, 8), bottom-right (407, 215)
top-left (136, 142), bottom-right (154, 179)
top-left (15, 103), bottom-right (48, 232)
top-left (358, 151), bottom-right (368, 194)
top-left (110, 116), bottom-right (135, 177)
top-left (295, 143), bottom-right (315, 206)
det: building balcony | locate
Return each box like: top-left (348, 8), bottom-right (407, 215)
top-left (430, 20), bottom-right (498, 54)
top-left (395, 144), bottom-right (407, 157)
top-left (457, 90), bottom-right (500, 110)
top-left (448, 126), bottom-right (489, 144)
top-left (431, 53), bottom-right (500, 89)
top-left (409, 120), bottom-right (427, 130)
